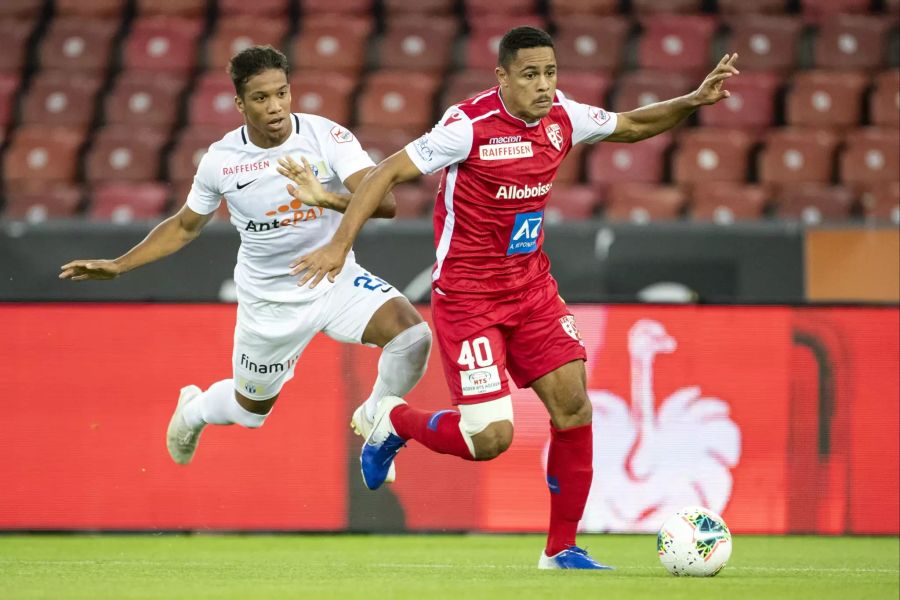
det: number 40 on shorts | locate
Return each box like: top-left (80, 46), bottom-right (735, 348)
top-left (457, 336), bottom-right (502, 396)
top-left (457, 336), bottom-right (494, 370)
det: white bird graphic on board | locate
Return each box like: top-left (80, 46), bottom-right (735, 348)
top-left (578, 319), bottom-right (742, 533)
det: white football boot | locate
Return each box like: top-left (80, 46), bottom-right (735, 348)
top-left (166, 385), bottom-right (206, 465)
top-left (351, 401), bottom-right (397, 483)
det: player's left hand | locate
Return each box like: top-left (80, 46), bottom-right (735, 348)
top-left (289, 239), bottom-right (349, 288)
top-left (691, 53), bottom-right (739, 106)
top-left (277, 155), bottom-right (329, 208)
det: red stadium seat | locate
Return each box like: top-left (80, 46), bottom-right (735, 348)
top-left (545, 184), bottom-right (599, 221)
top-left (800, 0), bottom-right (871, 23)
top-left (104, 70), bottom-right (186, 127)
top-left (759, 127), bottom-right (840, 186)
top-left (557, 72), bottom-right (611, 106)
top-left (167, 126), bottom-right (227, 184)
top-left (354, 127), bottom-right (411, 165)
top-left (464, 16), bottom-right (547, 70)
top-left (135, 0), bottom-right (206, 17)
top-left (699, 71), bottom-right (781, 135)
top-left (0, 74), bottom-right (19, 128)
top-left (604, 183), bottom-right (686, 222)
top-left (290, 71), bottom-right (356, 126)
top-left (20, 71), bottom-right (102, 129)
top-left (586, 132), bottom-right (673, 186)
top-left (0, 18), bottom-right (36, 74)
top-left (3, 184), bottom-right (83, 222)
top-left (383, 0), bottom-right (455, 14)
top-left (379, 16), bottom-right (458, 72)
top-left (391, 183), bottom-right (433, 219)
top-left (464, 0), bottom-right (537, 16)
top-left (89, 182), bottom-right (170, 222)
top-left (3, 126), bottom-right (84, 183)
top-left (554, 16), bottom-right (631, 74)
top-left (300, 0), bottom-right (374, 13)
top-left (291, 15), bottom-right (373, 76)
top-left (556, 144), bottom-right (587, 184)
top-left (0, 0), bottom-right (44, 19)
top-left (814, 14), bottom-right (892, 71)
top-left (85, 125), bottom-right (167, 184)
top-left (207, 17), bottom-right (289, 70)
top-left (219, 0), bottom-right (290, 16)
top-left (839, 127), bottom-right (900, 188)
top-left (356, 71), bottom-right (440, 136)
top-left (870, 69), bottom-right (900, 127)
top-left (440, 69), bottom-right (498, 109)
top-left (638, 15), bottom-right (717, 76)
top-left (774, 183), bottom-right (856, 223)
top-left (860, 181), bottom-right (900, 224)
top-left (123, 17), bottom-right (203, 74)
top-left (38, 18), bottom-right (118, 74)
top-left (690, 182), bottom-right (769, 223)
top-left (725, 15), bottom-right (803, 73)
top-left (786, 70), bottom-right (868, 130)
top-left (672, 128), bottom-right (754, 185)
top-left (188, 72), bottom-right (243, 129)
top-left (612, 70), bottom-right (693, 112)
top-left (55, 0), bottom-right (126, 18)
top-left (631, 0), bottom-right (702, 13)
top-left (717, 0), bottom-right (788, 14)
top-left (548, 0), bottom-right (619, 17)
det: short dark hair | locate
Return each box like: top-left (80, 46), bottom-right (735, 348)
top-left (228, 45), bottom-right (289, 97)
top-left (498, 26), bottom-right (555, 68)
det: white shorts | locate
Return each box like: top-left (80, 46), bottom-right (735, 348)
top-left (232, 261), bottom-right (405, 400)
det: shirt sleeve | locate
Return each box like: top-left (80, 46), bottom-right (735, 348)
top-left (185, 148), bottom-right (223, 215)
top-left (557, 90), bottom-right (619, 146)
top-left (320, 120), bottom-right (377, 184)
top-left (404, 107), bottom-right (474, 175)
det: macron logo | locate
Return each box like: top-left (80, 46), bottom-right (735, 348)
top-left (495, 182), bottom-right (553, 200)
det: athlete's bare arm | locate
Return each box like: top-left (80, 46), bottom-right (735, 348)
top-left (605, 53), bottom-right (739, 143)
top-left (59, 204), bottom-right (214, 281)
top-left (288, 150), bottom-right (422, 288)
top-left (276, 156), bottom-right (396, 218)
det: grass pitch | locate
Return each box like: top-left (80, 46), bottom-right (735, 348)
top-left (1, 534), bottom-right (897, 600)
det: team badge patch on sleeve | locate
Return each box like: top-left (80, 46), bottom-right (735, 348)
top-left (589, 107), bottom-right (611, 126)
top-left (330, 126), bottom-right (355, 143)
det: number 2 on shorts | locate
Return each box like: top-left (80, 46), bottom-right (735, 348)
top-left (457, 336), bottom-right (494, 370)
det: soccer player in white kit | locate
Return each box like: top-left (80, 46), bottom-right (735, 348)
top-left (59, 46), bottom-right (431, 477)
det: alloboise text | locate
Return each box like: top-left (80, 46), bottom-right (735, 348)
top-left (495, 182), bottom-right (553, 200)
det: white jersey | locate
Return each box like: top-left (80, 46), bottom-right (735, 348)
top-left (187, 113), bottom-right (375, 302)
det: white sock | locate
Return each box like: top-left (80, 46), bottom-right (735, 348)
top-left (182, 379), bottom-right (268, 429)
top-left (364, 322), bottom-right (432, 420)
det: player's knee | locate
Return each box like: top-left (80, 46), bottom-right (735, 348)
top-left (460, 396), bottom-right (515, 460)
top-left (551, 392), bottom-right (592, 429)
top-left (235, 391), bottom-right (277, 428)
top-left (472, 420), bottom-right (514, 460)
top-left (388, 321), bottom-right (432, 370)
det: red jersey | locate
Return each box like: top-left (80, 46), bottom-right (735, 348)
top-left (404, 87), bottom-right (619, 296)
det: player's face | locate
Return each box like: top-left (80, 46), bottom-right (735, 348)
top-left (235, 68), bottom-right (292, 148)
top-left (496, 46), bottom-right (557, 122)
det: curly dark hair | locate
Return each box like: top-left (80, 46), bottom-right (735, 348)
top-left (228, 45), bottom-right (289, 97)
top-left (498, 26), bottom-right (555, 68)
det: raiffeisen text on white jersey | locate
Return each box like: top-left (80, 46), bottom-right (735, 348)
top-left (495, 182), bottom-right (553, 200)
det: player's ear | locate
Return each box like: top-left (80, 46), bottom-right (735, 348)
top-left (234, 95), bottom-right (245, 115)
top-left (495, 65), bottom-right (508, 87)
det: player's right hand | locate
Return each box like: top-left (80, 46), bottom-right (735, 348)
top-left (277, 155), bottom-right (329, 208)
top-left (59, 259), bottom-right (123, 281)
top-left (289, 240), bottom-right (348, 288)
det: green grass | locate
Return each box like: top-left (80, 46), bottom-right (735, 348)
top-left (0, 534), bottom-right (897, 599)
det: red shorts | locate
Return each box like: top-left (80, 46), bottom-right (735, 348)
top-left (431, 274), bottom-right (587, 405)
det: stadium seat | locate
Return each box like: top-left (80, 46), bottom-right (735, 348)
top-left (672, 128), bottom-right (754, 185)
top-left (800, 0), bottom-right (871, 23)
top-left (859, 181), bottom-right (900, 224)
top-left (0, 74), bottom-right (19, 129)
top-left (55, 0), bottom-right (126, 18)
top-left (698, 71), bottom-right (781, 135)
top-left (383, 0), bottom-right (455, 14)
top-left (218, 0), bottom-right (290, 16)
top-left (39, 18), bottom-right (119, 74)
top-left (89, 182), bottom-right (170, 222)
top-left (638, 15), bottom-right (717, 76)
top-left (690, 182), bottom-right (769, 223)
top-left (604, 183), bottom-right (686, 222)
top-left (464, 16), bottom-right (546, 70)
top-left (187, 72), bottom-right (244, 129)
top-left (85, 125), bottom-right (167, 183)
top-left (464, 0), bottom-right (537, 16)
top-left (611, 70), bottom-right (693, 112)
top-left (356, 71), bottom-right (440, 136)
top-left (300, 0), bottom-right (374, 13)
top-left (391, 183), bottom-right (433, 219)
top-left (290, 71), bottom-right (356, 126)
top-left (889, 0), bottom-right (900, 14)
top-left (839, 127), bottom-right (900, 188)
top-left (774, 183), bottom-right (856, 223)
top-left (207, 18), bottom-right (289, 70)
top-left (758, 127), bottom-right (840, 186)
top-left (716, 0), bottom-right (788, 14)
top-left (785, 70), bottom-right (868, 130)
top-left (20, 71), bottom-right (102, 129)
top-left (0, 18), bottom-right (36, 73)
top-left (167, 126), bottom-right (228, 184)
top-left (135, 0), bottom-right (206, 17)
top-left (440, 69), bottom-right (498, 109)
top-left (554, 16), bottom-right (631, 74)
top-left (586, 132), bottom-right (673, 186)
top-left (2, 184), bottom-right (83, 222)
top-left (291, 15), bottom-right (373, 75)
top-left (548, 0), bottom-right (619, 17)
top-left (3, 126), bottom-right (84, 183)
top-left (556, 144), bottom-right (586, 184)
top-left (104, 70), bottom-right (186, 127)
top-left (545, 184), bottom-right (599, 221)
top-left (557, 72), bottom-right (611, 106)
top-left (870, 69), bottom-right (900, 127)
top-left (725, 15), bottom-right (803, 73)
top-left (814, 14), bottom-right (893, 71)
top-left (631, 0), bottom-right (702, 13)
top-left (123, 17), bottom-right (204, 74)
top-left (378, 16), bottom-right (458, 72)
top-left (354, 127), bottom-right (412, 164)
top-left (0, 0), bottom-right (44, 19)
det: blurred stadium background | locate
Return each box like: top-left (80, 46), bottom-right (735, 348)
top-left (0, 0), bottom-right (898, 552)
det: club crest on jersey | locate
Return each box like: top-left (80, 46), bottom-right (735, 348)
top-left (507, 211), bottom-right (544, 255)
top-left (330, 126), bottom-right (354, 144)
top-left (545, 123), bottom-right (563, 151)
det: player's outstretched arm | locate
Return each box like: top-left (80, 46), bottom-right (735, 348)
top-left (605, 53), bottom-right (739, 143)
top-left (59, 204), bottom-right (214, 281)
top-left (276, 156), bottom-right (396, 218)
top-left (289, 149), bottom-right (422, 288)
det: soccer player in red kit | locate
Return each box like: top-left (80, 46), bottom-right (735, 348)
top-left (287, 27), bottom-right (739, 569)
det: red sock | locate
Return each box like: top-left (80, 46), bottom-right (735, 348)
top-left (390, 405), bottom-right (475, 460)
top-left (545, 422), bottom-right (593, 556)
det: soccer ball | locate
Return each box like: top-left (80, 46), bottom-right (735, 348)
top-left (657, 506), bottom-right (732, 577)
